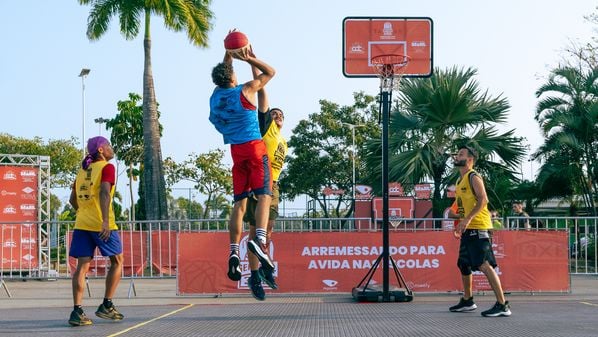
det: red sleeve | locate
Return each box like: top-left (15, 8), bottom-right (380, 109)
top-left (101, 163), bottom-right (116, 185)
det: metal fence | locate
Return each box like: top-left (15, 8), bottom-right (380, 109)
top-left (1, 216), bottom-right (596, 290)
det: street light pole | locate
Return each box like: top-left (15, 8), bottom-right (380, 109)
top-left (342, 122), bottom-right (366, 201)
top-left (94, 117), bottom-right (109, 136)
top-left (78, 68), bottom-right (91, 156)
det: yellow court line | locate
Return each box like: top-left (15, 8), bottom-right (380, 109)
top-left (579, 301), bottom-right (598, 307)
top-left (107, 303), bottom-right (195, 337)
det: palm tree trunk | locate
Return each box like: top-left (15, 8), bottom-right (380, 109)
top-left (142, 10), bottom-right (169, 221)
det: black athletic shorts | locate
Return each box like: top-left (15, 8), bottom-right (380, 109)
top-left (457, 229), bottom-right (497, 275)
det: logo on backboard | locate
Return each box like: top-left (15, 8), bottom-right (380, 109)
top-left (381, 22), bottom-right (395, 40)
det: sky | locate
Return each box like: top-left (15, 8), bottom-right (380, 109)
top-left (0, 1), bottom-right (596, 214)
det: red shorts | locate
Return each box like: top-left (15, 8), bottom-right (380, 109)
top-left (231, 140), bottom-right (272, 202)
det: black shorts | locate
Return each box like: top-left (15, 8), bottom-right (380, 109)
top-left (457, 229), bottom-right (497, 275)
top-left (243, 181), bottom-right (279, 226)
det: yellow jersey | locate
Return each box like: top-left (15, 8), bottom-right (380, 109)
top-left (260, 112), bottom-right (287, 182)
top-left (455, 169), bottom-right (492, 230)
top-left (74, 161), bottom-right (117, 231)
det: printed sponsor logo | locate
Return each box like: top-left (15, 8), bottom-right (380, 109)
top-left (2, 258), bottom-right (18, 264)
top-left (20, 204), bottom-right (36, 216)
top-left (349, 43), bottom-right (364, 54)
top-left (1, 190), bottom-right (17, 196)
top-left (22, 187), bottom-right (34, 194)
top-left (3, 205), bottom-right (17, 214)
top-left (380, 22), bottom-right (396, 40)
top-left (21, 238), bottom-right (36, 244)
top-left (22, 254), bottom-right (35, 261)
top-left (3, 171), bottom-right (17, 180)
top-left (21, 192), bottom-right (37, 201)
top-left (3, 241), bottom-right (17, 248)
top-left (322, 279), bottom-right (338, 287)
top-left (20, 170), bottom-right (36, 177)
top-left (322, 279), bottom-right (338, 291)
top-left (20, 204), bottom-right (36, 211)
top-left (406, 281), bottom-right (431, 289)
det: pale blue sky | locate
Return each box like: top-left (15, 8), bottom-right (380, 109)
top-left (0, 1), bottom-right (595, 212)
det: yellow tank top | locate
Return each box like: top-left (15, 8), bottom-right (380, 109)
top-left (74, 161), bottom-right (117, 231)
top-left (455, 169), bottom-right (491, 230)
top-left (263, 122), bottom-right (287, 181)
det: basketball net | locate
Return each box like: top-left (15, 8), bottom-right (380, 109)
top-left (371, 54), bottom-right (410, 92)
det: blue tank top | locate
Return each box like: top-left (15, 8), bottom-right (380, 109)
top-left (209, 85), bottom-right (261, 144)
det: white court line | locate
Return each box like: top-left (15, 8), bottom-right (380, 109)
top-left (106, 304), bottom-right (194, 337)
top-left (579, 301), bottom-right (598, 307)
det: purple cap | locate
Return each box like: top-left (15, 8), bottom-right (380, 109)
top-left (87, 136), bottom-right (110, 155)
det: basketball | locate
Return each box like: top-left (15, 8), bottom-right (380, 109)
top-left (224, 30), bottom-right (249, 51)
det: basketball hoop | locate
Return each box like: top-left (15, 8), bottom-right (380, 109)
top-left (371, 54), bottom-right (410, 92)
top-left (390, 218), bottom-right (403, 229)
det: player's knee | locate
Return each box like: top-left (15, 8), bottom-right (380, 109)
top-left (110, 254), bottom-right (124, 266)
top-left (477, 261), bottom-right (493, 274)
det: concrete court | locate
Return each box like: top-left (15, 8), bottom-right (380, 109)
top-left (1, 276), bottom-right (597, 337)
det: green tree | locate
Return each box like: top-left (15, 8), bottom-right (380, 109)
top-left (79, 0), bottom-right (214, 220)
top-left (534, 66), bottom-right (598, 214)
top-left (164, 150), bottom-right (232, 219)
top-left (364, 67), bottom-right (526, 217)
top-left (281, 92), bottom-right (380, 219)
top-left (169, 196), bottom-right (203, 220)
top-left (0, 133), bottom-right (80, 187)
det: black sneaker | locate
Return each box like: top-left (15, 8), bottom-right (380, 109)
top-left (68, 309), bottom-right (93, 326)
top-left (95, 303), bottom-right (124, 321)
top-left (247, 238), bottom-right (275, 271)
top-left (259, 266), bottom-right (278, 290)
top-left (248, 276), bottom-right (266, 301)
top-left (481, 301), bottom-right (511, 317)
top-left (449, 297), bottom-right (477, 312)
top-left (227, 252), bottom-right (241, 281)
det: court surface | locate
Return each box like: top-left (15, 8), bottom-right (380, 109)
top-left (1, 277), bottom-right (597, 337)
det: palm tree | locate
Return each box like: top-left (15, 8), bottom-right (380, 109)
top-left (534, 66), bottom-right (598, 214)
top-left (364, 67), bottom-right (526, 217)
top-left (79, 0), bottom-right (214, 220)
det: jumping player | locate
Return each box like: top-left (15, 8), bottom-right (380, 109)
top-left (209, 44), bottom-right (275, 300)
top-left (243, 65), bottom-right (287, 293)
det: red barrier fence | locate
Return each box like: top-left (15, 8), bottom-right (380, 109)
top-left (67, 231), bottom-right (177, 277)
top-left (177, 231), bottom-right (569, 294)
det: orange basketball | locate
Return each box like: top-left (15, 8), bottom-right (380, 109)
top-left (224, 31), bottom-right (249, 50)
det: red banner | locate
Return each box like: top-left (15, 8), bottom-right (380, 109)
top-left (177, 231), bottom-right (569, 294)
top-left (1, 166), bottom-right (39, 270)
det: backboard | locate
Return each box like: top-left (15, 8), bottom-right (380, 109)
top-left (343, 17), bottom-right (433, 78)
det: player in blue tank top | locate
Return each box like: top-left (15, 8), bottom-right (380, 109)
top-left (209, 43), bottom-right (277, 301)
